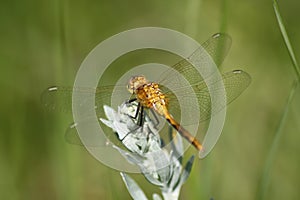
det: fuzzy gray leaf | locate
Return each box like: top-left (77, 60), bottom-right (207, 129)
top-left (120, 172), bottom-right (148, 200)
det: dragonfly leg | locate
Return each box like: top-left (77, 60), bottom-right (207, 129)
top-left (126, 98), bottom-right (137, 104)
top-left (125, 100), bottom-right (140, 119)
top-left (120, 125), bottom-right (141, 142)
top-left (149, 109), bottom-right (160, 128)
top-left (125, 101), bottom-right (146, 127)
top-left (137, 106), bottom-right (145, 127)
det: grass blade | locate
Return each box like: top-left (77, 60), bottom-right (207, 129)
top-left (273, 0), bottom-right (300, 80)
top-left (258, 81), bottom-right (298, 200)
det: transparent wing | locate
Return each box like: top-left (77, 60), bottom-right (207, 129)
top-left (201, 33), bottom-right (232, 67)
top-left (63, 120), bottom-right (123, 147)
top-left (41, 85), bottom-right (129, 116)
top-left (158, 33), bottom-right (232, 87)
top-left (161, 70), bottom-right (252, 125)
top-left (156, 32), bottom-right (237, 125)
top-left (41, 85), bottom-right (129, 146)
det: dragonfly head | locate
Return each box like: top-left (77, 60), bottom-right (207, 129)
top-left (127, 75), bottom-right (148, 94)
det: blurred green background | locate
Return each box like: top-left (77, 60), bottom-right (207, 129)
top-left (1, 0), bottom-right (300, 199)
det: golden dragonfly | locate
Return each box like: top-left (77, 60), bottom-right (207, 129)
top-left (42, 33), bottom-right (251, 152)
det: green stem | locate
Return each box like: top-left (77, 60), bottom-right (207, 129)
top-left (273, 0), bottom-right (300, 80)
top-left (258, 81), bottom-right (298, 200)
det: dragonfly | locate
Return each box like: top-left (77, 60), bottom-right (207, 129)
top-left (42, 33), bottom-right (251, 153)
top-left (127, 75), bottom-right (204, 150)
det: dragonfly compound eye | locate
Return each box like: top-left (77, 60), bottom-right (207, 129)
top-left (127, 75), bottom-right (148, 94)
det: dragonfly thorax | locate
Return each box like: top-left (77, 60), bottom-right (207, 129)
top-left (127, 75), bottom-right (168, 116)
top-left (135, 82), bottom-right (168, 116)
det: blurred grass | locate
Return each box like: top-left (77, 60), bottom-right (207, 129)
top-left (258, 81), bottom-right (298, 200)
top-left (0, 0), bottom-right (300, 200)
top-left (258, 1), bottom-right (300, 199)
top-left (273, 0), bottom-right (300, 80)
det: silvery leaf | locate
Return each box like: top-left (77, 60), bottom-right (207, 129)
top-left (120, 172), bottom-right (148, 200)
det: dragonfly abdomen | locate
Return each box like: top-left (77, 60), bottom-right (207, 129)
top-left (164, 114), bottom-right (203, 151)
